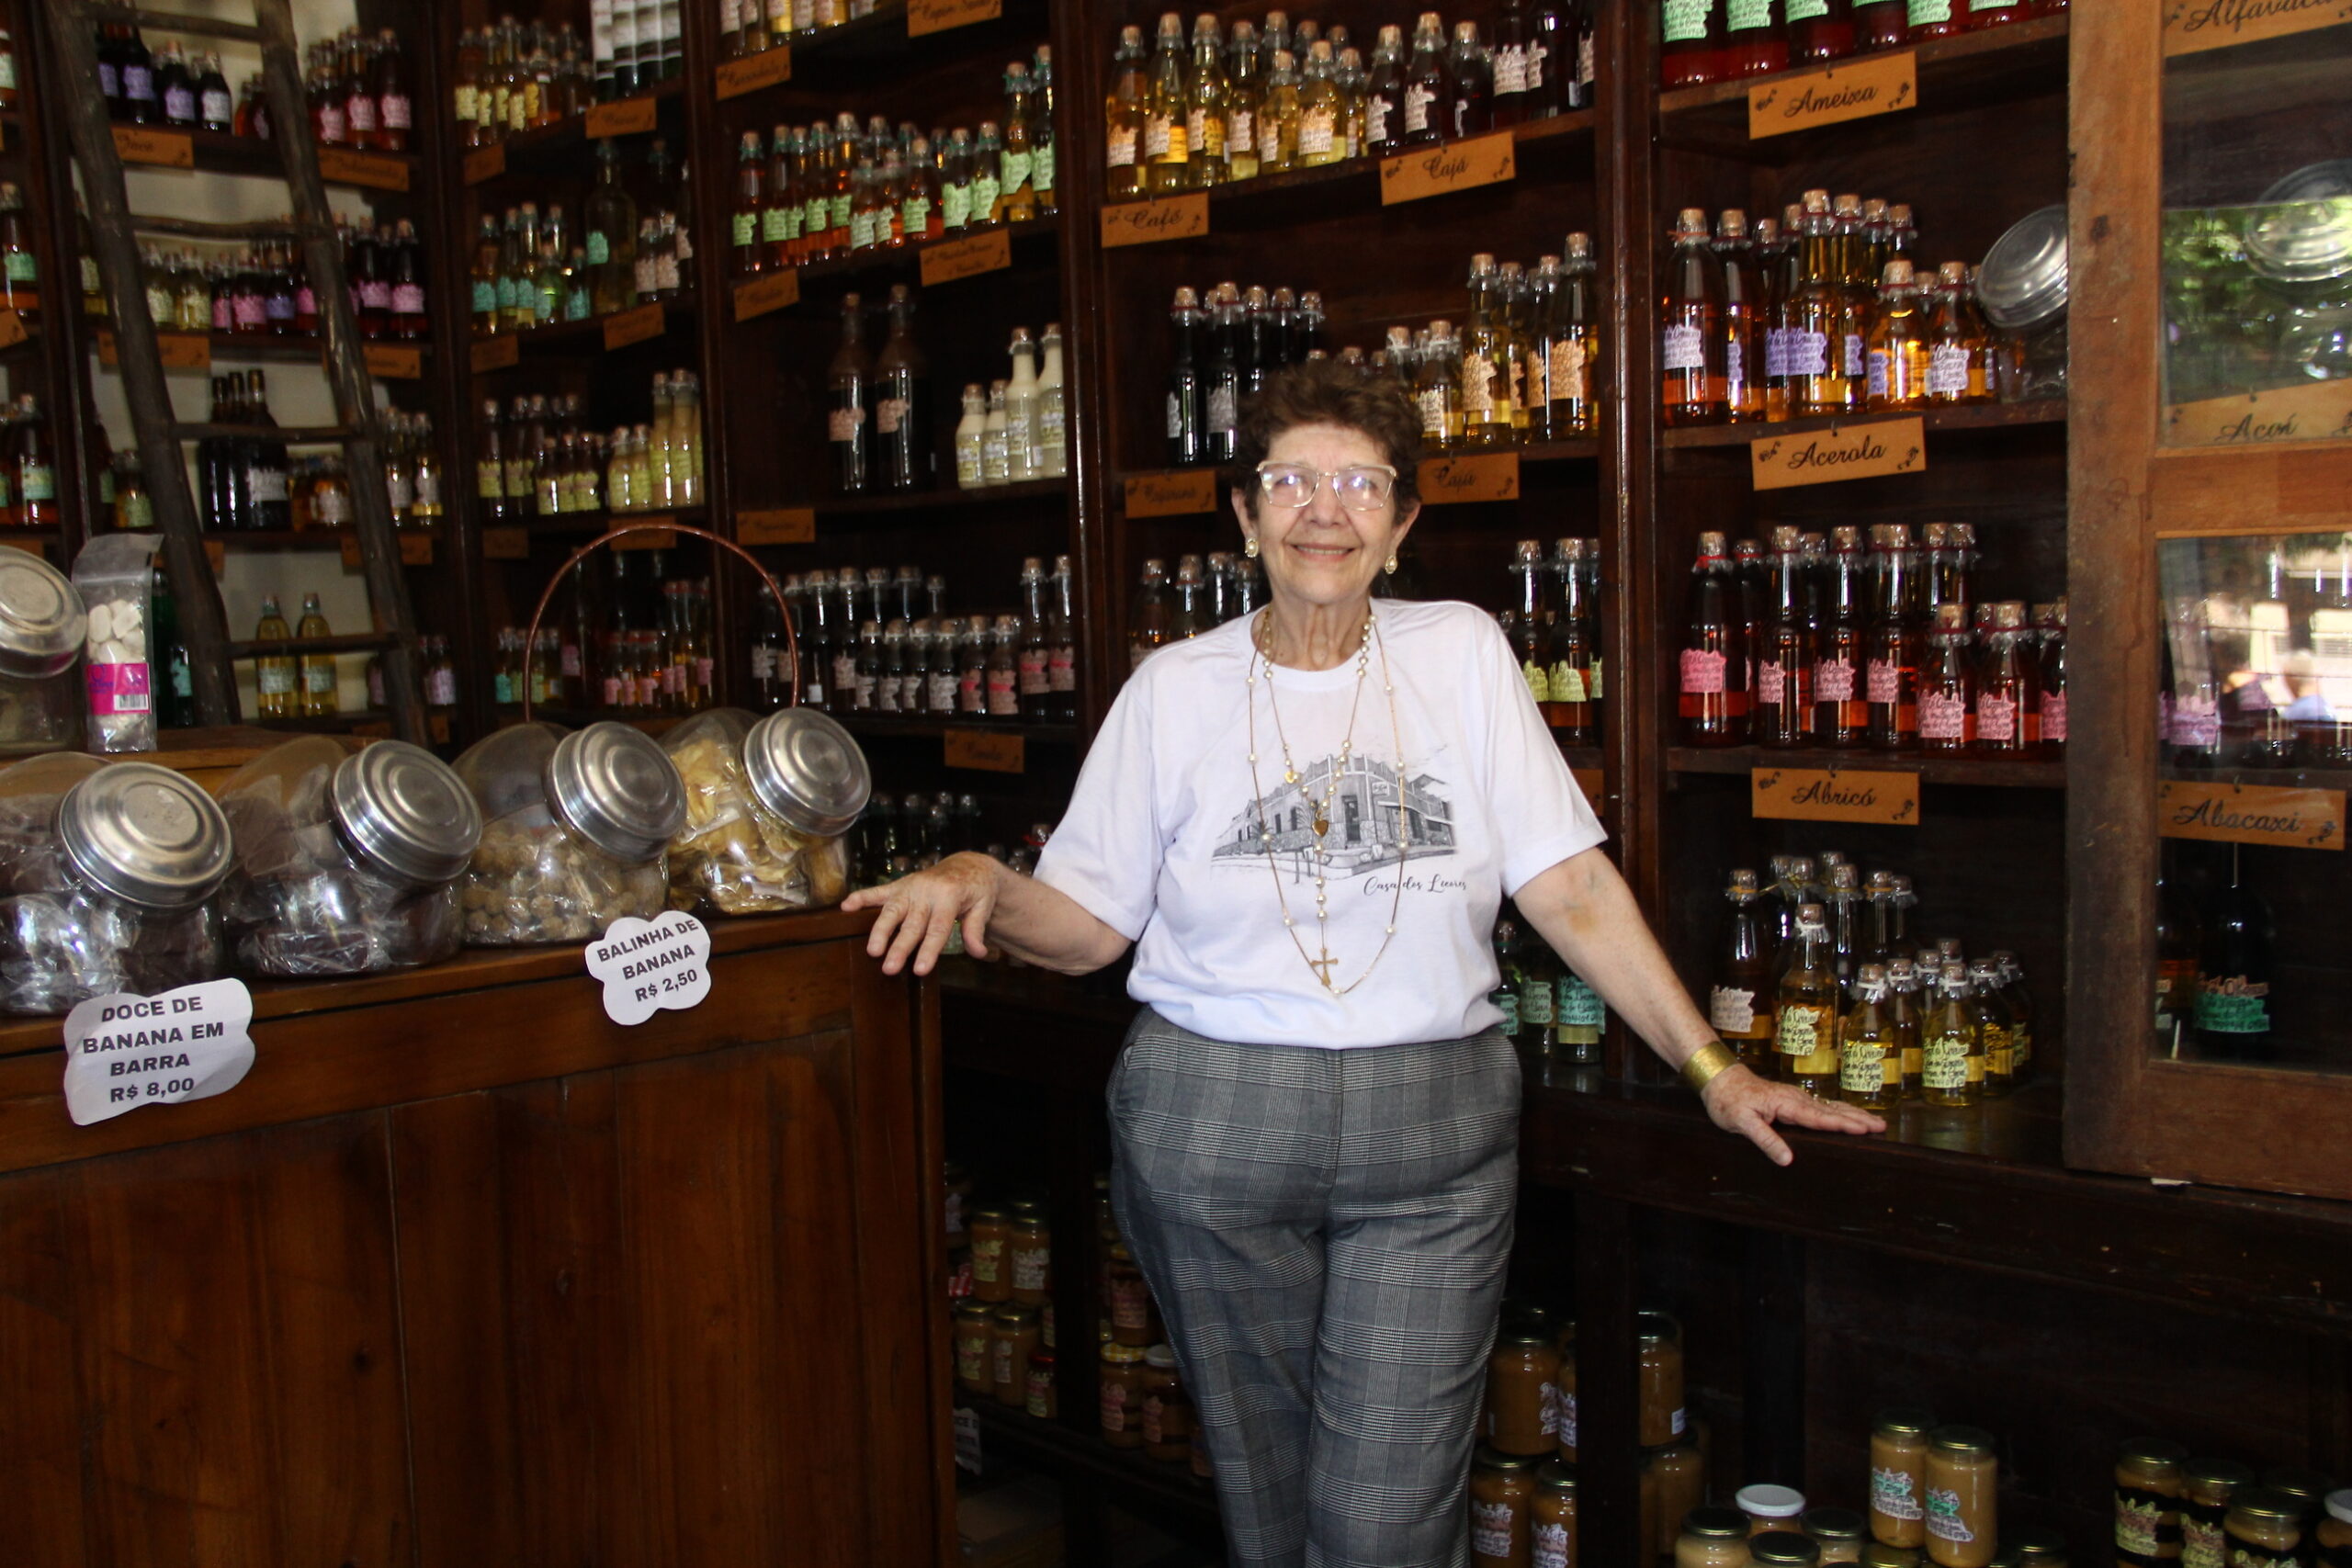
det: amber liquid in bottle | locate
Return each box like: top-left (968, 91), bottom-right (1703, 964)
top-left (1755, 525), bottom-right (1815, 749)
top-left (1815, 526), bottom-right (1869, 747)
top-left (1865, 524), bottom-right (1921, 750)
top-left (1717, 209), bottom-right (1766, 423)
top-left (1866, 259), bottom-right (1929, 412)
top-left (1974, 601), bottom-right (2033, 754)
top-left (1917, 602), bottom-right (1974, 755)
top-left (1679, 531), bottom-right (1748, 745)
top-left (1969, 958), bottom-right (2016, 1098)
top-left (1712, 869), bottom-right (1781, 1070)
top-left (1777, 903), bottom-right (1842, 1097)
top-left (1919, 960), bottom-right (1981, 1108)
top-left (1787, 190), bottom-right (1858, 417)
top-left (1661, 209), bottom-right (1725, 426)
top-left (1838, 963), bottom-right (1901, 1111)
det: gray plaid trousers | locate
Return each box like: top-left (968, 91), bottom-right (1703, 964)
top-left (1107, 1009), bottom-right (1521, 1568)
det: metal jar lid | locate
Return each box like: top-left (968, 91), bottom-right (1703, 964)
top-left (0, 550), bottom-right (86, 680)
top-left (57, 761), bottom-right (232, 909)
top-left (545, 721), bottom-right (686, 863)
top-left (331, 739), bottom-right (484, 886)
top-left (743, 706), bottom-right (872, 839)
top-left (2243, 187), bottom-right (2352, 285)
top-left (1978, 204), bottom-right (2070, 331)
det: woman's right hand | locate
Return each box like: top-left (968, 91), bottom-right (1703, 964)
top-left (841, 852), bottom-right (1005, 977)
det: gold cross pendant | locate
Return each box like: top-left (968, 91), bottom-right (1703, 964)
top-left (1307, 954), bottom-right (1337, 989)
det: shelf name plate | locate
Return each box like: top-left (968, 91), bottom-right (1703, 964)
top-left (339, 534), bottom-right (429, 569)
top-left (112, 125), bottom-right (192, 167)
top-left (715, 46), bottom-right (793, 98)
top-left (2160, 780), bottom-right (2343, 851)
top-left (1751, 765), bottom-right (1920, 826)
top-left (1124, 468), bottom-right (1219, 517)
top-left (920, 227), bottom-right (1013, 288)
top-left (2165, 380), bottom-right (2352, 449)
top-left (737, 507), bottom-right (816, 546)
top-left (317, 147), bottom-right (410, 191)
top-left (733, 268), bottom-right (799, 321)
top-left (1381, 130), bottom-right (1516, 206)
top-left (603, 303), bottom-right (666, 351)
top-left (1749, 416), bottom-right (1924, 491)
top-left (470, 333), bottom-right (520, 373)
top-left (1, 536), bottom-right (42, 554)
top-left (482, 526), bottom-right (530, 559)
top-left (910, 0), bottom-right (1002, 37)
top-left (945, 728), bottom-right (1025, 773)
top-left (1101, 192), bottom-right (1209, 248)
top-left (97, 330), bottom-right (209, 369)
top-left (585, 96), bottom-right (660, 139)
top-left (0, 310), bottom-right (25, 349)
top-left (362, 343), bottom-right (424, 378)
top-left (463, 142), bottom-right (506, 184)
top-left (1747, 51), bottom-right (1917, 139)
top-left (2165, 0), bottom-right (2352, 56)
top-left (611, 518), bottom-right (676, 549)
top-left (1418, 451), bottom-right (1521, 503)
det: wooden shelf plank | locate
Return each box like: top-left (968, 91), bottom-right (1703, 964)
top-left (1661, 399), bottom-right (2065, 450)
top-left (1668, 745), bottom-right (2064, 789)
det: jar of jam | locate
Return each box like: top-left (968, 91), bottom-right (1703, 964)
top-left (2180, 1459), bottom-right (2254, 1568)
top-left (1681, 1506), bottom-right (1758, 1568)
top-left (1487, 1328), bottom-right (1564, 1457)
top-left (1743, 1485), bottom-right (1810, 1537)
top-left (1471, 1446), bottom-right (1541, 1568)
top-left (1024, 1349), bottom-right (1057, 1419)
top-left (1532, 1461), bottom-right (1578, 1568)
top-left (1141, 1344), bottom-right (1193, 1463)
top-left (1755, 1530), bottom-right (1826, 1566)
top-left (2317, 1490), bottom-right (2352, 1568)
top-left (2262, 1471), bottom-right (2335, 1521)
top-left (1009, 1200), bottom-right (1051, 1306)
top-left (1805, 1507), bottom-right (1868, 1564)
top-left (1864, 1546), bottom-right (1923, 1568)
top-left (1640, 1309), bottom-right (1689, 1446)
top-left (1652, 1441), bottom-right (1709, 1559)
top-left (1554, 1320), bottom-right (1579, 1464)
top-left (969, 1204), bottom-right (1011, 1303)
top-left (2007, 1525), bottom-right (2068, 1566)
top-left (1871, 1408), bottom-right (1938, 1548)
top-left (2115, 1438), bottom-right (2188, 1563)
top-left (1098, 1341), bottom-right (1148, 1448)
top-left (1925, 1426), bottom-right (1999, 1568)
top-left (2222, 1490), bottom-right (2305, 1568)
top-left (952, 1301), bottom-right (994, 1395)
top-left (1106, 1241), bottom-right (1159, 1346)
top-left (989, 1303), bottom-right (1041, 1407)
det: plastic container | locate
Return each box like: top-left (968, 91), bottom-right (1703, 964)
top-left (450, 720), bottom-right (684, 946)
top-left (71, 535), bottom-right (157, 754)
top-left (660, 705), bottom-right (866, 916)
top-left (0, 751), bottom-right (231, 1014)
top-left (215, 735), bottom-right (482, 977)
top-left (0, 549), bottom-right (85, 756)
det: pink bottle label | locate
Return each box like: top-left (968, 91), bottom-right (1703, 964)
top-left (1679, 648), bottom-right (1727, 694)
top-left (1918, 690), bottom-right (1968, 740)
top-left (2041, 692), bottom-right (2066, 741)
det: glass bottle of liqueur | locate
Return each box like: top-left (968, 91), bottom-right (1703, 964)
top-left (1918, 959), bottom-right (1982, 1107)
top-left (1489, 0), bottom-right (1531, 127)
top-left (980, 380), bottom-right (1012, 483)
top-left (967, 123), bottom-right (1006, 231)
top-left (1711, 870), bottom-right (1781, 1068)
top-left (2195, 846), bottom-right (2275, 1061)
top-left (1490, 919), bottom-right (1525, 1038)
top-left (1855, 0), bottom-right (1909, 48)
top-left (1201, 283), bottom-right (1244, 462)
top-left (1506, 540), bottom-right (1555, 706)
top-left (1715, 209), bottom-right (1766, 423)
top-left (1217, 23), bottom-right (1260, 180)
top-left (730, 131), bottom-right (768, 277)
top-left (1866, 260), bottom-right (1930, 411)
top-left (1046, 554), bottom-right (1080, 721)
top-left (249, 593), bottom-right (294, 719)
top-left (1906, 0), bottom-right (1968, 39)
top-left (1000, 61), bottom-right (1042, 221)
top-left (1035, 323), bottom-right (1069, 479)
top-left (1964, 957), bottom-right (2015, 1096)
top-left (871, 285), bottom-right (928, 493)
top-left (1915, 602), bottom-right (1974, 754)
top-left (1004, 327), bottom-right (1041, 481)
top-left (1446, 22), bottom-right (1492, 138)
top-left (1661, 0), bottom-right (1724, 87)
top-left (1680, 532), bottom-right (1748, 745)
top-left (1812, 527), bottom-right (1869, 746)
top-left (1543, 238), bottom-right (1600, 437)
top-left (1990, 950), bottom-right (2034, 1080)
top-left (1777, 903), bottom-right (1841, 1095)
top-left (1924, 261), bottom-right (1996, 405)
top-left (1514, 923), bottom-right (1564, 1054)
top-left (1129, 557), bottom-right (1173, 668)
top-left (1557, 965), bottom-right (1605, 1064)
top-left (1838, 963), bottom-right (1901, 1111)
top-left (294, 592), bottom-right (337, 718)
top-left (1256, 49), bottom-right (1302, 172)
top-left (1547, 539), bottom-right (1600, 742)
top-left (1883, 954), bottom-right (1924, 1094)
top-left (1782, 190), bottom-right (1858, 416)
top-left (1661, 209), bottom-right (1725, 426)
top-left (1460, 254), bottom-right (1520, 449)
top-left (1143, 14), bottom-right (1191, 193)
top-left (1105, 28), bottom-right (1149, 197)
top-left (1755, 526), bottom-right (1815, 749)
top-left (1166, 286), bottom-right (1206, 466)
top-left (1182, 16), bottom-right (1228, 188)
top-left (828, 292), bottom-right (872, 495)
top-left (1401, 12), bottom-right (1449, 147)
top-left (1415, 321), bottom-right (1464, 451)
top-left (2034, 598), bottom-right (2066, 757)
top-left (1971, 601), bottom-right (2033, 754)
top-left (1362, 24), bottom-right (1408, 154)
top-left (1762, 203), bottom-right (1805, 419)
top-left (1724, 0), bottom-right (1789, 78)
top-left (1787, 0), bottom-right (1857, 61)
top-left (1865, 523), bottom-right (1922, 750)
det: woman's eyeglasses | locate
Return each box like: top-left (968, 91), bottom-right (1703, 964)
top-left (1254, 462), bottom-right (1398, 511)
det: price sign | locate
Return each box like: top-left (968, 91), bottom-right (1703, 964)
top-left (1123, 468), bottom-right (1219, 517)
top-left (1380, 130), bottom-right (1515, 206)
top-left (102, 331), bottom-right (210, 368)
top-left (611, 521), bottom-right (676, 549)
top-left (400, 534), bottom-right (434, 566)
top-left (1747, 51), bottom-right (1917, 138)
top-left (0, 310), bottom-right (24, 349)
top-left (62, 979), bottom-right (256, 1126)
top-left (585, 910), bottom-right (713, 1026)
top-left (737, 507), bottom-right (815, 545)
top-left (733, 268), bottom-right (798, 321)
top-left (910, 0), bottom-right (1001, 36)
top-left (2165, 0), bottom-right (2352, 56)
top-left (920, 227), bottom-right (1012, 288)
top-left (603, 302), bottom-right (665, 351)
top-left (945, 729), bottom-right (1026, 773)
top-left (1101, 191), bottom-right (1209, 247)
top-left (1749, 416), bottom-right (1925, 491)
top-left (113, 125), bottom-right (193, 167)
top-left (585, 96), bottom-right (660, 138)
top-left (1751, 765), bottom-right (1921, 826)
top-left (716, 45), bottom-right (793, 98)
top-left (482, 525), bottom-right (529, 559)
top-left (2165, 381), bottom-right (2352, 448)
top-left (470, 334), bottom-right (520, 373)
top-left (2160, 780), bottom-right (2344, 851)
top-left (317, 147), bottom-right (411, 191)
top-left (1416, 452), bottom-right (1520, 504)
top-left (363, 342), bottom-right (424, 378)
top-left (463, 142), bottom-right (506, 184)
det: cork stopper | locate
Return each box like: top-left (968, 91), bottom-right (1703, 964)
top-left (1770, 524), bottom-right (1803, 551)
top-left (1170, 285), bottom-right (1199, 309)
top-left (1802, 189), bottom-right (1831, 215)
top-left (1939, 260), bottom-right (1969, 286)
top-left (1990, 600), bottom-right (2027, 629)
top-left (1728, 867), bottom-right (1760, 897)
top-left (1677, 208), bottom-right (1709, 233)
top-left (1863, 197), bottom-right (1889, 222)
top-left (1566, 231), bottom-right (1593, 257)
top-left (1833, 193), bottom-right (1862, 219)
top-left (1697, 530), bottom-right (1729, 556)
top-left (1719, 208), bottom-right (1749, 238)
top-left (1883, 259), bottom-right (1916, 288)
top-left (1933, 602), bottom-right (1968, 631)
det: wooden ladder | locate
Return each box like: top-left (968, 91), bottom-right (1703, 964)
top-left (43, 0), bottom-right (425, 744)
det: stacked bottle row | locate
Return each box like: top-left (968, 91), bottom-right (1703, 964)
top-left (1489, 912), bottom-right (1609, 1062)
top-left (469, 139), bottom-right (694, 333)
top-left (195, 372), bottom-right (292, 535)
top-left (1499, 536), bottom-right (1605, 740)
top-left (248, 592), bottom-right (340, 721)
top-left (949, 1188), bottom-right (1061, 1419)
top-left (452, 13), bottom-right (673, 147)
top-left (1128, 552), bottom-right (1267, 667)
top-left (728, 65), bottom-right (1057, 276)
top-left (95, 24), bottom-right (414, 151)
top-left (1106, 2), bottom-right (1599, 197)
top-left (475, 373), bottom-right (706, 521)
top-left (1704, 852), bottom-right (2038, 1109)
top-left (718, 0), bottom-right (896, 55)
top-left (1678, 525), bottom-right (2066, 756)
top-left (776, 558), bottom-right (1080, 724)
top-left (2163, 573), bottom-right (2352, 769)
top-left (114, 407), bottom-right (437, 538)
top-left (111, 223), bottom-right (430, 341)
top-left (1659, 0), bottom-right (2064, 91)
top-left (1660, 193), bottom-right (2011, 427)
top-left (1165, 280), bottom-right (1326, 466)
top-left (518, 549), bottom-right (720, 716)
top-left (2108, 1438), bottom-right (2348, 1568)
top-left (827, 288), bottom-right (1069, 495)
top-left (857, 795), bottom-right (1049, 888)
top-left (1415, 244), bottom-right (1603, 451)
top-left (0, 394), bottom-right (60, 530)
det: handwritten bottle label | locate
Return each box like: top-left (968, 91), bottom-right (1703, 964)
top-left (1663, 323), bottom-right (1707, 371)
top-left (1976, 694), bottom-right (2019, 745)
top-left (1709, 987), bottom-right (1757, 1033)
top-left (1917, 690), bottom-right (1968, 740)
top-left (1471, 1503), bottom-right (1515, 1560)
top-left (2041, 691), bottom-right (2066, 741)
top-left (1679, 648), bottom-right (1728, 694)
top-left (1872, 1467), bottom-right (1925, 1522)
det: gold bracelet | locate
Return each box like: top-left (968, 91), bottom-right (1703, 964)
top-left (1679, 1041), bottom-right (1741, 1095)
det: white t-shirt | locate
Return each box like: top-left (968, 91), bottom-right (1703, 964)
top-left (1035, 599), bottom-right (1606, 1047)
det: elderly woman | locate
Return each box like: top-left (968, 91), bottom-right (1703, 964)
top-left (844, 361), bottom-right (1881, 1568)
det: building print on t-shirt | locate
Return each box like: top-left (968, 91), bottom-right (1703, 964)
top-left (1213, 754), bottom-right (1458, 879)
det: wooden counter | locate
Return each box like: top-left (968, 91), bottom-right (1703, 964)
top-left (0, 909), bottom-right (951, 1567)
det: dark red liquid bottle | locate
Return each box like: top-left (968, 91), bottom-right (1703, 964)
top-left (1680, 530), bottom-right (1749, 746)
top-left (1851, 0), bottom-right (1908, 50)
top-left (1786, 0), bottom-right (1856, 62)
top-left (1723, 0), bottom-right (1789, 78)
top-left (1659, 0), bottom-right (1725, 88)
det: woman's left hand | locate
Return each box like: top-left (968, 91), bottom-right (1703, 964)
top-left (1699, 1064), bottom-right (1885, 1167)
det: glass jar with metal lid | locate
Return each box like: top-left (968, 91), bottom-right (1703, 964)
top-left (1486, 1325), bottom-right (1563, 1457)
top-left (658, 706), bottom-right (866, 916)
top-left (1023, 1349), bottom-right (1057, 1421)
top-left (1532, 1461), bottom-right (1578, 1568)
top-left (2222, 1489), bottom-right (2307, 1568)
top-left (2316, 1489), bottom-right (2351, 1568)
top-left (1649, 1441), bottom-right (1708, 1559)
top-left (1925, 1426), bottom-right (2000, 1568)
top-left (2115, 1438), bottom-right (2189, 1563)
top-left (1471, 1447), bottom-right (1542, 1568)
top-left (968, 1203), bottom-right (1012, 1303)
top-left (1806, 1507), bottom-right (1869, 1564)
top-left (214, 736), bottom-right (482, 977)
top-left (2260, 1469), bottom-right (2335, 1520)
top-left (1872, 1408), bottom-right (1939, 1549)
top-left (1754, 1530), bottom-right (1826, 1565)
top-left (1140, 1344), bottom-right (1193, 1462)
top-left (0, 752), bottom-right (231, 1014)
top-left (2006, 1525), bottom-right (2069, 1566)
top-left (1098, 1340), bottom-right (1148, 1448)
top-left (0, 550), bottom-right (84, 757)
top-left (1679, 1506), bottom-right (1756, 1568)
top-left (1862, 1545), bottom-right (1922, 1568)
top-left (952, 1300), bottom-right (994, 1395)
top-left (989, 1303), bottom-right (1041, 1408)
top-left (1640, 1308), bottom-right (1688, 1446)
top-left (2181, 1459), bottom-right (2255, 1568)
top-left (1007, 1200), bottom-right (1050, 1306)
top-left (1978, 205), bottom-right (2068, 403)
top-left (450, 721), bottom-right (683, 946)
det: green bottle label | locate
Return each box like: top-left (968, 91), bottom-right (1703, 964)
top-left (901, 197), bottom-right (933, 234)
top-left (1786, 0), bottom-right (1831, 17)
top-left (1663, 0), bottom-right (1716, 42)
top-left (586, 231), bottom-right (611, 265)
top-left (1558, 977), bottom-right (1605, 1029)
top-left (1906, 0), bottom-right (1955, 22)
top-left (942, 182), bottom-right (972, 231)
top-left (1034, 143), bottom-right (1055, 193)
top-left (1000, 150), bottom-right (1033, 191)
top-left (761, 207), bottom-right (790, 243)
top-left (470, 280), bottom-right (496, 314)
top-left (2193, 981), bottom-right (2269, 1033)
top-left (1725, 0), bottom-right (1776, 32)
top-left (1492, 988), bottom-right (1520, 1035)
top-left (731, 212), bottom-right (757, 246)
top-left (4, 251), bottom-right (35, 283)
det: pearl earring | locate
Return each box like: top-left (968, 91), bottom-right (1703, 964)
top-left (1385, 553), bottom-right (1398, 575)
top-left (1245, 536), bottom-right (1261, 558)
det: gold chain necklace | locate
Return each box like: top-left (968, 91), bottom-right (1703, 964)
top-left (1244, 608), bottom-right (1411, 996)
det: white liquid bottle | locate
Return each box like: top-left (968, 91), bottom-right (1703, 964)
top-left (980, 378), bottom-right (1011, 485)
top-left (1036, 322), bottom-right (1068, 478)
top-left (1004, 327), bottom-right (1039, 481)
top-left (953, 383), bottom-right (987, 489)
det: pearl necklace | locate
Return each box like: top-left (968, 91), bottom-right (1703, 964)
top-left (1244, 608), bottom-right (1410, 996)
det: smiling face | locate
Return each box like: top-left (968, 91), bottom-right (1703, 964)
top-left (1232, 422), bottom-right (1420, 619)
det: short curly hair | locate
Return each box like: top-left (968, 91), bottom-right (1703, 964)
top-left (1227, 359), bottom-right (1425, 519)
